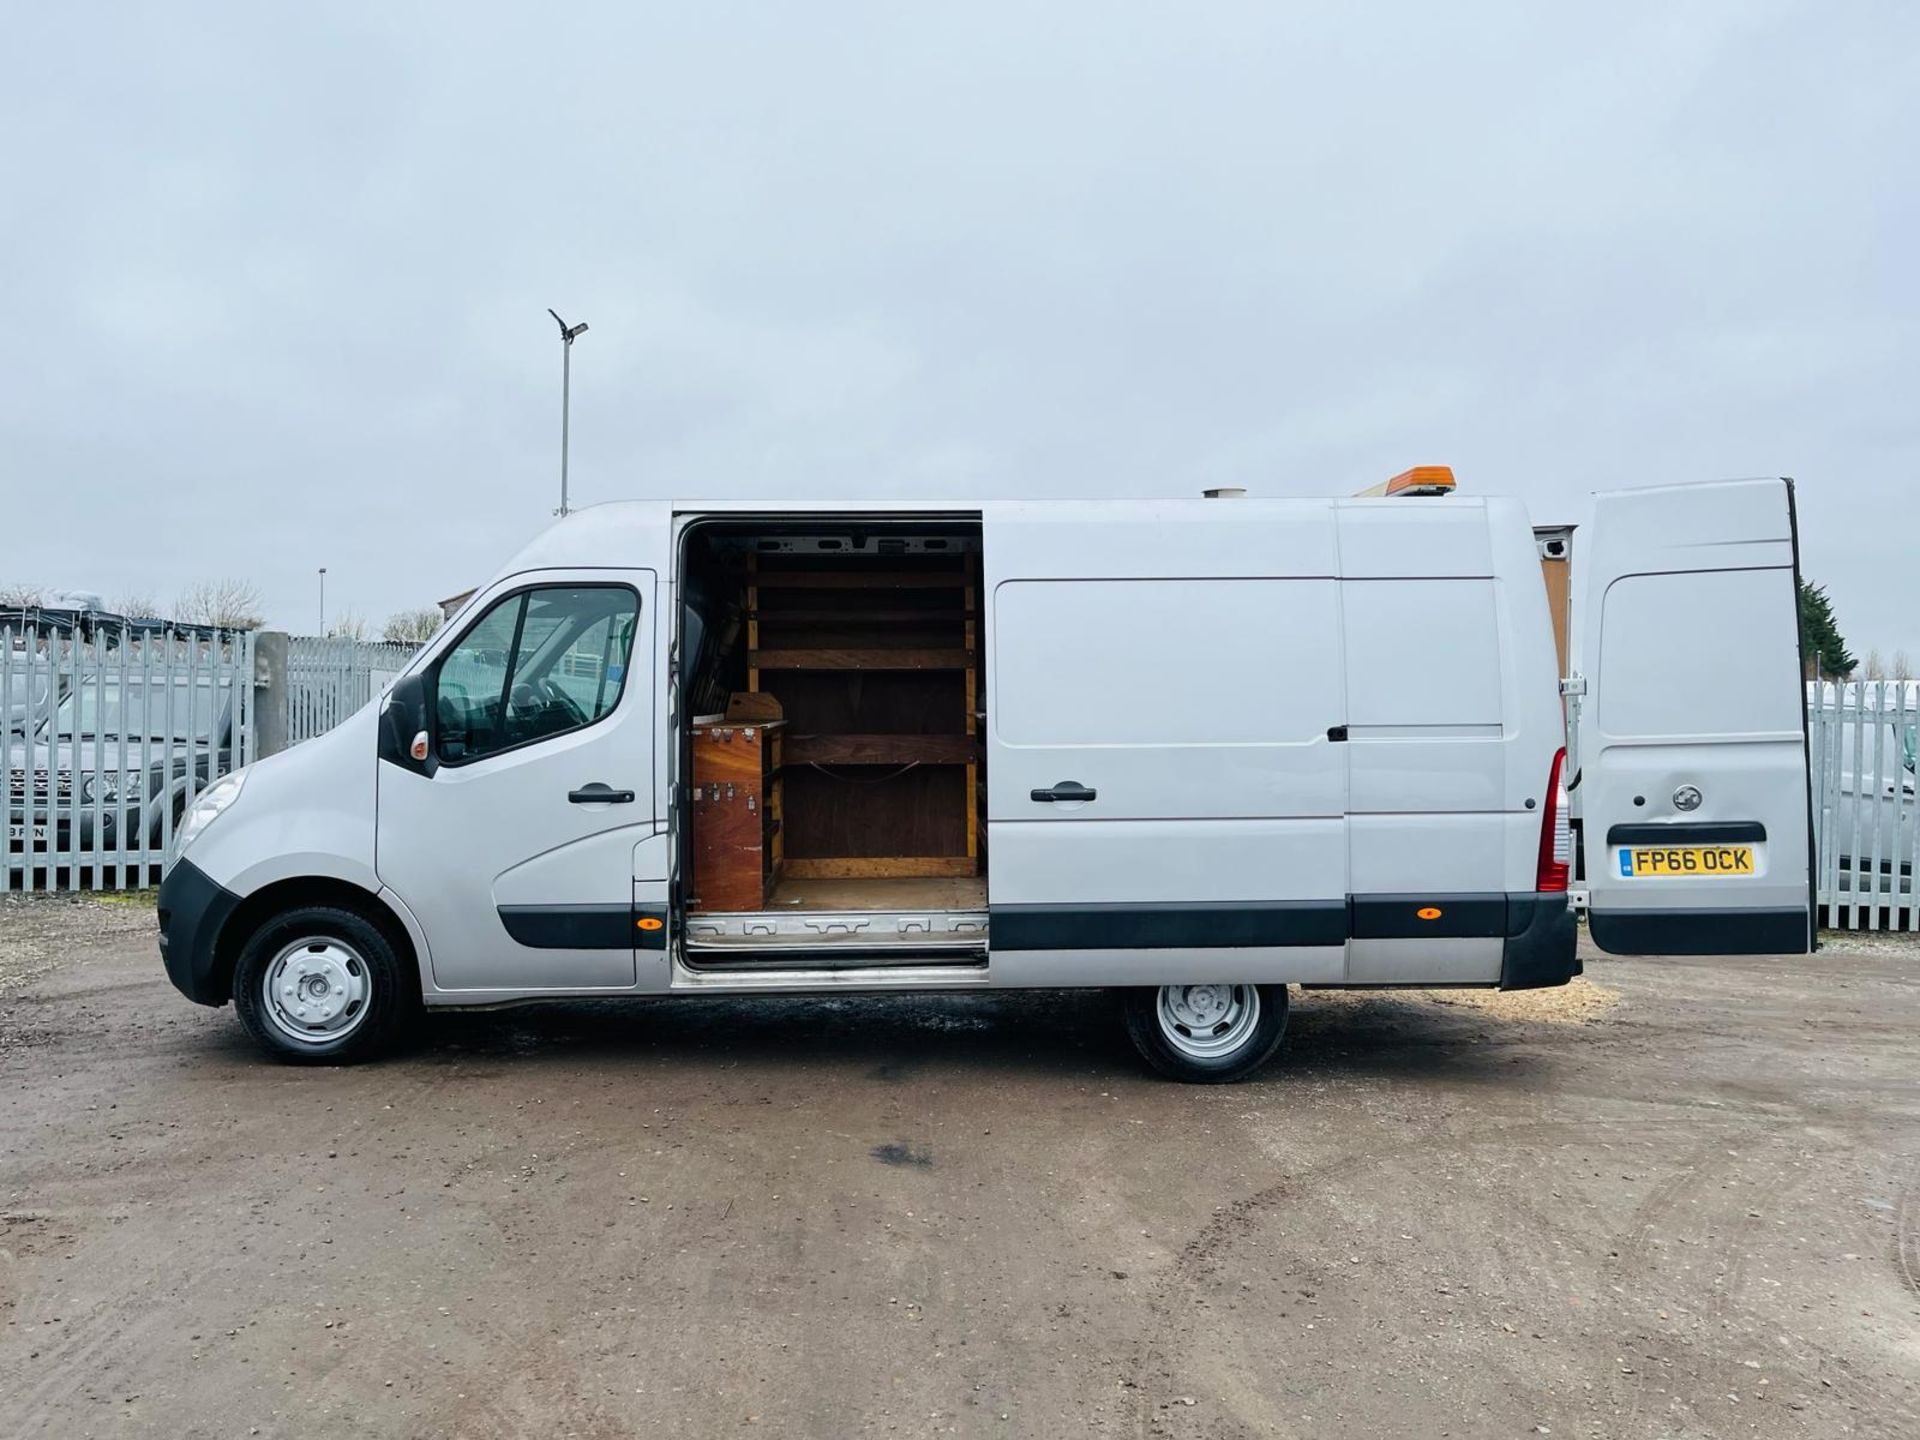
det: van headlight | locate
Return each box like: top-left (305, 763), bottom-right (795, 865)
top-left (169, 770), bottom-right (247, 861)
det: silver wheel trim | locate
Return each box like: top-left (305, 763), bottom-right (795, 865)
top-left (261, 936), bottom-right (372, 1046)
top-left (1155, 984), bottom-right (1261, 1061)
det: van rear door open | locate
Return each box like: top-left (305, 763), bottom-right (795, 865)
top-left (1578, 478), bottom-right (1816, 954)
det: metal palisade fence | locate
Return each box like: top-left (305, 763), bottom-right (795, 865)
top-left (8, 623), bottom-right (1918, 931)
top-left (1808, 681), bottom-right (1919, 931)
top-left (4, 620), bottom-right (254, 892)
top-left (287, 637), bottom-right (417, 744)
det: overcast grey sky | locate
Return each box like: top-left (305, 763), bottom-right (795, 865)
top-left (3, 3), bottom-right (1916, 656)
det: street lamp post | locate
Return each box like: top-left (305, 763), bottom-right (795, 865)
top-left (547, 309), bottom-right (589, 516)
top-left (318, 567), bottom-right (327, 635)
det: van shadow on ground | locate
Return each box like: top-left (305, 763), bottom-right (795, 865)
top-left (342, 986), bottom-right (1571, 1090)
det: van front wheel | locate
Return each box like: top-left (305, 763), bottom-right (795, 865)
top-left (1123, 983), bottom-right (1287, 1083)
top-left (231, 906), bottom-right (416, 1064)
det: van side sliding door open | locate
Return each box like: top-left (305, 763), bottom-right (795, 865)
top-left (1578, 478), bottom-right (1816, 955)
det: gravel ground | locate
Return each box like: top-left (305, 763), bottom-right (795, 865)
top-left (2, 892), bottom-right (1917, 1438)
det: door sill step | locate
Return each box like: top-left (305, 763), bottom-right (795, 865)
top-left (683, 948), bottom-right (986, 971)
top-left (683, 905), bottom-right (988, 953)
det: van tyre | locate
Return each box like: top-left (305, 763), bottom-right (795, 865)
top-left (231, 905), bottom-right (418, 1064)
top-left (1123, 983), bottom-right (1287, 1083)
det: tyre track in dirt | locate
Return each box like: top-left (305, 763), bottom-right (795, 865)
top-left (1608, 1120), bottom-right (1777, 1436)
top-left (9, 1215), bottom-right (215, 1429)
top-left (1898, 1162), bottom-right (1920, 1306)
top-left (1607, 1124), bottom-right (1920, 1436)
top-left (1121, 1112), bottom-right (1708, 1438)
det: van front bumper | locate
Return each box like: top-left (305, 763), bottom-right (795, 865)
top-left (157, 857), bottom-right (242, 1007)
top-left (1499, 894), bottom-right (1580, 990)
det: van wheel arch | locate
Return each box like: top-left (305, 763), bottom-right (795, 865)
top-left (212, 878), bottom-right (422, 1009)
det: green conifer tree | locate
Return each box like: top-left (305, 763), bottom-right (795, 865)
top-left (1798, 580), bottom-right (1857, 679)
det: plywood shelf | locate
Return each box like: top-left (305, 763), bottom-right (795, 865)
top-left (753, 572), bottom-right (969, 590)
top-left (781, 856), bottom-right (978, 880)
top-left (785, 733), bottom-right (978, 766)
top-left (752, 607), bottom-right (975, 625)
top-left (754, 648), bottom-right (974, 671)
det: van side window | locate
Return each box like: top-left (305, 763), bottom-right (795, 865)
top-left (434, 585), bottom-right (639, 765)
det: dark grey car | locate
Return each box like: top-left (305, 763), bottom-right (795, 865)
top-left (6, 676), bottom-right (235, 856)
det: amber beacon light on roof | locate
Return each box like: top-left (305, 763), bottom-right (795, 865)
top-left (1354, 464), bottom-right (1457, 498)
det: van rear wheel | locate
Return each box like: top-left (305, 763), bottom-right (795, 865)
top-left (1123, 983), bottom-right (1287, 1083)
top-left (231, 905), bottom-right (416, 1064)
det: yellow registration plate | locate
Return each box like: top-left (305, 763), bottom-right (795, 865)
top-left (1621, 845), bottom-right (1755, 877)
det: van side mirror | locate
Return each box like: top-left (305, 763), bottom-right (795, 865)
top-left (379, 672), bottom-right (435, 775)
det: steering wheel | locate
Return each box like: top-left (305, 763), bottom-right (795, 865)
top-left (511, 677), bottom-right (588, 727)
top-left (544, 679), bottom-right (588, 724)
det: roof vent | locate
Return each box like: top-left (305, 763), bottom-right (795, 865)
top-left (1202, 486), bottom-right (1247, 499)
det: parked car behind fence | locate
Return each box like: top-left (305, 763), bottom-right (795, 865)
top-left (1809, 680), bottom-right (1920, 922)
top-left (4, 621), bottom-right (253, 888)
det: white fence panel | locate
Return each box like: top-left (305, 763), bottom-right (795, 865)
top-left (5, 622), bottom-right (254, 893)
top-left (1810, 681), bottom-right (1918, 931)
top-left (287, 638), bottom-right (416, 744)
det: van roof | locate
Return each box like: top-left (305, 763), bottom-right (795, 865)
top-left (565, 495), bottom-right (1494, 515)
top-left (487, 494), bottom-right (1507, 588)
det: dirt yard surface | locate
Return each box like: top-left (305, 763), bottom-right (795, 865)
top-left (3, 893), bottom-right (1917, 1439)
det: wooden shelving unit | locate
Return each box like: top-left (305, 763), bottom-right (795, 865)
top-left (742, 550), bottom-right (983, 882)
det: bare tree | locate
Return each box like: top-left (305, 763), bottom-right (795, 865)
top-left (175, 578), bottom-right (265, 630)
top-left (112, 591), bottom-right (161, 620)
top-left (1892, 650), bottom-right (1915, 682)
top-left (1863, 649), bottom-right (1886, 682)
top-left (0, 581), bottom-right (45, 607)
top-left (382, 607), bottom-right (443, 645)
top-left (325, 609), bottom-right (372, 642)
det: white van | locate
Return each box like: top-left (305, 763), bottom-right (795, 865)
top-left (156, 478), bottom-right (1815, 1081)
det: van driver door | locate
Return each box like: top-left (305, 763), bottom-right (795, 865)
top-left (376, 568), bottom-right (662, 992)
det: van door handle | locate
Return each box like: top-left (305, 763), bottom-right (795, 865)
top-left (569, 783), bottom-right (635, 804)
top-left (1031, 782), bottom-right (1097, 803)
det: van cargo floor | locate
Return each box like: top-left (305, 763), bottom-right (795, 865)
top-left (768, 876), bottom-right (986, 911)
top-left (683, 876), bottom-right (988, 959)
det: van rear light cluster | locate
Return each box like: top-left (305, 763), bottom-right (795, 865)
top-left (1536, 747), bottom-right (1571, 892)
